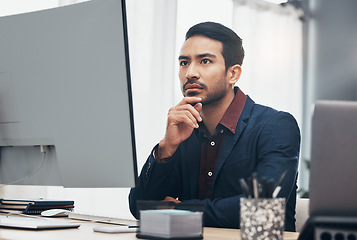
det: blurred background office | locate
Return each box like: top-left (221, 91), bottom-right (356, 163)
top-left (0, 0), bottom-right (356, 220)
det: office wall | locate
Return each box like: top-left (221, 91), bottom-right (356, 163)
top-left (0, 0), bottom-right (59, 16)
top-left (309, 0), bottom-right (357, 101)
top-left (301, 0), bottom-right (357, 191)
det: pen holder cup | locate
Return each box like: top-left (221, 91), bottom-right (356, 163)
top-left (240, 198), bottom-right (285, 240)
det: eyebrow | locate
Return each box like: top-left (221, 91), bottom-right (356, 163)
top-left (178, 53), bottom-right (217, 61)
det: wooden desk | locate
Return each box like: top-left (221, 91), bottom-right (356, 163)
top-left (0, 217), bottom-right (300, 240)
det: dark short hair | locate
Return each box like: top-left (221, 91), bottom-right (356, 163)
top-left (185, 22), bottom-right (245, 70)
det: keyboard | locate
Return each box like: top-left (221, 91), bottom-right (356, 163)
top-left (0, 215), bottom-right (80, 230)
top-left (68, 212), bottom-right (138, 226)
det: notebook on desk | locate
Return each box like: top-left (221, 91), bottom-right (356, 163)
top-left (0, 198), bottom-right (75, 215)
top-left (298, 101), bottom-right (357, 239)
top-left (0, 215), bottom-right (80, 230)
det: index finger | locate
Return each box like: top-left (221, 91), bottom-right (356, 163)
top-left (179, 97), bottom-right (202, 106)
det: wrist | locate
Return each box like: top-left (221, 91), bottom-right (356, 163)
top-left (157, 139), bottom-right (178, 159)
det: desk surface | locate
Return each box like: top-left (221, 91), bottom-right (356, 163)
top-left (0, 216), bottom-right (300, 240)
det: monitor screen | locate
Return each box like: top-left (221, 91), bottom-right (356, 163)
top-left (0, 0), bottom-right (138, 187)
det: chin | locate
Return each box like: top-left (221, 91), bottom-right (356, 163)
top-left (184, 90), bottom-right (205, 97)
top-left (186, 92), bottom-right (200, 97)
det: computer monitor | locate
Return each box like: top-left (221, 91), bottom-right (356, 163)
top-left (0, 0), bottom-right (138, 188)
top-left (297, 101), bottom-right (357, 239)
top-left (309, 100), bottom-right (357, 216)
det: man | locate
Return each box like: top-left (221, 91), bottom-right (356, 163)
top-left (129, 22), bottom-right (300, 232)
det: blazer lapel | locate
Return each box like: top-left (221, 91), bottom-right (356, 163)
top-left (212, 96), bottom-right (255, 187)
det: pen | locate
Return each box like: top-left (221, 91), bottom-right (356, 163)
top-left (247, 177), bottom-right (253, 198)
top-left (252, 172), bottom-right (259, 198)
top-left (260, 177), bottom-right (267, 198)
top-left (239, 178), bottom-right (251, 198)
top-left (272, 171), bottom-right (287, 198)
top-left (267, 179), bottom-right (275, 198)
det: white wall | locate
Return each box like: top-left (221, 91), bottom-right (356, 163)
top-left (0, 0), bottom-right (59, 16)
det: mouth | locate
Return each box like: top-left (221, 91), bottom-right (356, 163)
top-left (184, 83), bottom-right (204, 95)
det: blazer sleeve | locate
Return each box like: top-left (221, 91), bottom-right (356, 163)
top-left (129, 145), bottom-right (180, 218)
top-left (255, 111), bottom-right (300, 198)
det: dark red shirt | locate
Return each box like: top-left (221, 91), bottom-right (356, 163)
top-left (197, 87), bottom-right (247, 199)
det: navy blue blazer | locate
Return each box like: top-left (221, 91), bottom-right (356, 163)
top-left (129, 96), bottom-right (300, 232)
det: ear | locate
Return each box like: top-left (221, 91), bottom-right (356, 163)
top-left (227, 64), bottom-right (242, 85)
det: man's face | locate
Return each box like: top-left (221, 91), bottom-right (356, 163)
top-left (179, 35), bottom-right (230, 106)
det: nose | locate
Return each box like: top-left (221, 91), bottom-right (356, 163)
top-left (185, 62), bottom-right (200, 80)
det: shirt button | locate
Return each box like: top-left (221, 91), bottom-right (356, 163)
top-left (210, 141), bottom-right (215, 146)
top-left (208, 171), bottom-right (213, 177)
top-left (220, 129), bottom-right (224, 134)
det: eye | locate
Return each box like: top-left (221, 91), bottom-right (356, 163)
top-left (201, 59), bottom-right (211, 64)
top-left (179, 60), bottom-right (189, 66)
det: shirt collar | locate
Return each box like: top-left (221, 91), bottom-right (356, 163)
top-left (220, 86), bottom-right (247, 134)
top-left (196, 86), bottom-right (247, 137)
